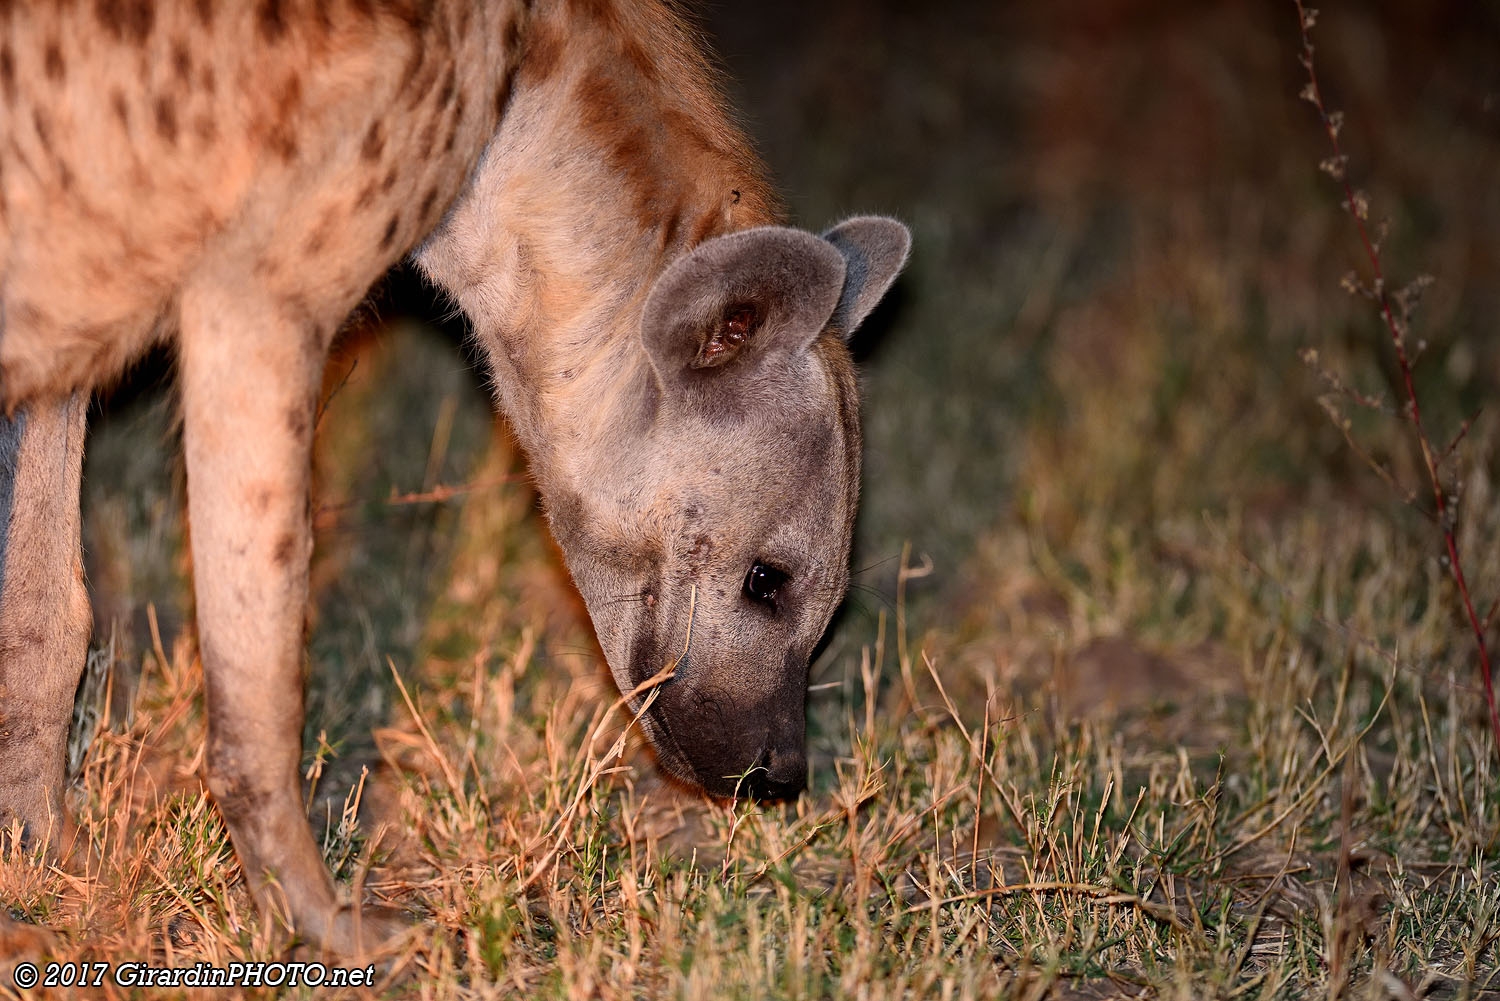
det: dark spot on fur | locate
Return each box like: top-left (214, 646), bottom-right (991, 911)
top-left (502, 11), bottom-right (523, 56)
top-left (271, 533), bottom-right (296, 567)
top-left (662, 107), bottom-right (721, 160)
top-left (0, 45), bottom-right (14, 102)
top-left (388, 0), bottom-right (436, 33)
top-left (153, 96), bottom-right (178, 143)
top-left (360, 121), bottom-right (384, 161)
top-left (493, 70), bottom-right (515, 120)
top-left (43, 42), bottom-right (65, 82)
top-left (31, 109), bottom-right (50, 146)
top-left (277, 293), bottom-right (312, 333)
top-left (398, 14), bottom-right (447, 107)
top-left (285, 404), bottom-right (309, 438)
top-left (303, 222), bottom-right (331, 257)
top-left (5, 144), bottom-right (31, 179)
top-left (435, 66), bottom-right (456, 108)
top-left (95, 0), bottom-right (156, 42)
top-left (379, 213), bottom-right (400, 249)
top-left (310, 0), bottom-right (333, 34)
top-left (192, 112), bottom-right (217, 144)
top-left (621, 36), bottom-right (658, 85)
top-left (398, 36), bottom-right (428, 102)
top-left (303, 206), bottom-right (338, 256)
top-left (170, 39), bottom-right (192, 82)
top-left (300, 321), bottom-right (325, 362)
top-left (417, 185), bottom-right (439, 223)
top-left (193, 0), bottom-right (215, 28)
top-left (522, 18), bottom-right (562, 81)
top-left (257, 0), bottom-right (286, 42)
top-left (380, 165), bottom-right (398, 192)
top-left (111, 88), bottom-right (129, 126)
top-left (573, 68), bottom-right (683, 229)
top-left (279, 72), bottom-right (302, 106)
top-left (266, 75), bottom-right (301, 160)
top-left (687, 210), bottom-right (722, 248)
top-left (572, 0), bottom-right (623, 35)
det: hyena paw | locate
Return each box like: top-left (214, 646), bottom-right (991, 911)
top-left (313, 902), bottom-right (414, 959)
top-left (0, 795), bottom-right (81, 867)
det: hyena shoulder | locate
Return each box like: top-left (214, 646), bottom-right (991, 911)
top-left (0, 0), bottom-right (525, 405)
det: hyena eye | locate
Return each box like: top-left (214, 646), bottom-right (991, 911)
top-left (743, 562), bottom-right (788, 607)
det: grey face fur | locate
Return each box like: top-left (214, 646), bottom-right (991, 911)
top-left (545, 218), bottom-right (910, 798)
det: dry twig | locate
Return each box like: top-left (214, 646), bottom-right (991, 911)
top-left (1292, 0), bottom-right (1499, 748)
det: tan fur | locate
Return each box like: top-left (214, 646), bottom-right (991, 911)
top-left (0, 0), bottom-right (906, 953)
top-left (0, 394), bottom-right (88, 853)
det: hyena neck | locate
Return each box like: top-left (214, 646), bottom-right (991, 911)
top-left (417, 0), bottom-right (780, 482)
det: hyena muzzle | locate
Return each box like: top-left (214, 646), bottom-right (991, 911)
top-left (0, 0), bottom-right (908, 952)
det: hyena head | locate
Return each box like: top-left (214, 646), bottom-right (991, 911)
top-left (547, 217), bottom-right (909, 799)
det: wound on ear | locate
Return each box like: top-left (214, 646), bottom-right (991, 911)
top-left (692, 303), bottom-right (760, 369)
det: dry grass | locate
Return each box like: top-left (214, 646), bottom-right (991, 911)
top-left (6, 378), bottom-right (1499, 997)
top-left (5, 1), bottom-right (1500, 997)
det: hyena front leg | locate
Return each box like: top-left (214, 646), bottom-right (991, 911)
top-left (0, 393), bottom-right (90, 859)
top-left (178, 284), bottom-right (400, 954)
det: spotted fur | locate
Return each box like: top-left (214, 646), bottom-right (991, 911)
top-left (0, 0), bottom-right (908, 953)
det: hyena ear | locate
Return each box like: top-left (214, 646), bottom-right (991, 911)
top-left (822, 216), bottom-right (911, 339)
top-left (641, 227), bottom-right (846, 385)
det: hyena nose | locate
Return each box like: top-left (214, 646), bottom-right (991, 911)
top-left (742, 746), bottom-right (806, 801)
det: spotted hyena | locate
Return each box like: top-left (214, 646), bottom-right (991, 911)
top-left (0, 0), bottom-right (908, 951)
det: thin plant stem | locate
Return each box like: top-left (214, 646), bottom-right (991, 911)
top-left (1292, 0), bottom-right (1499, 748)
